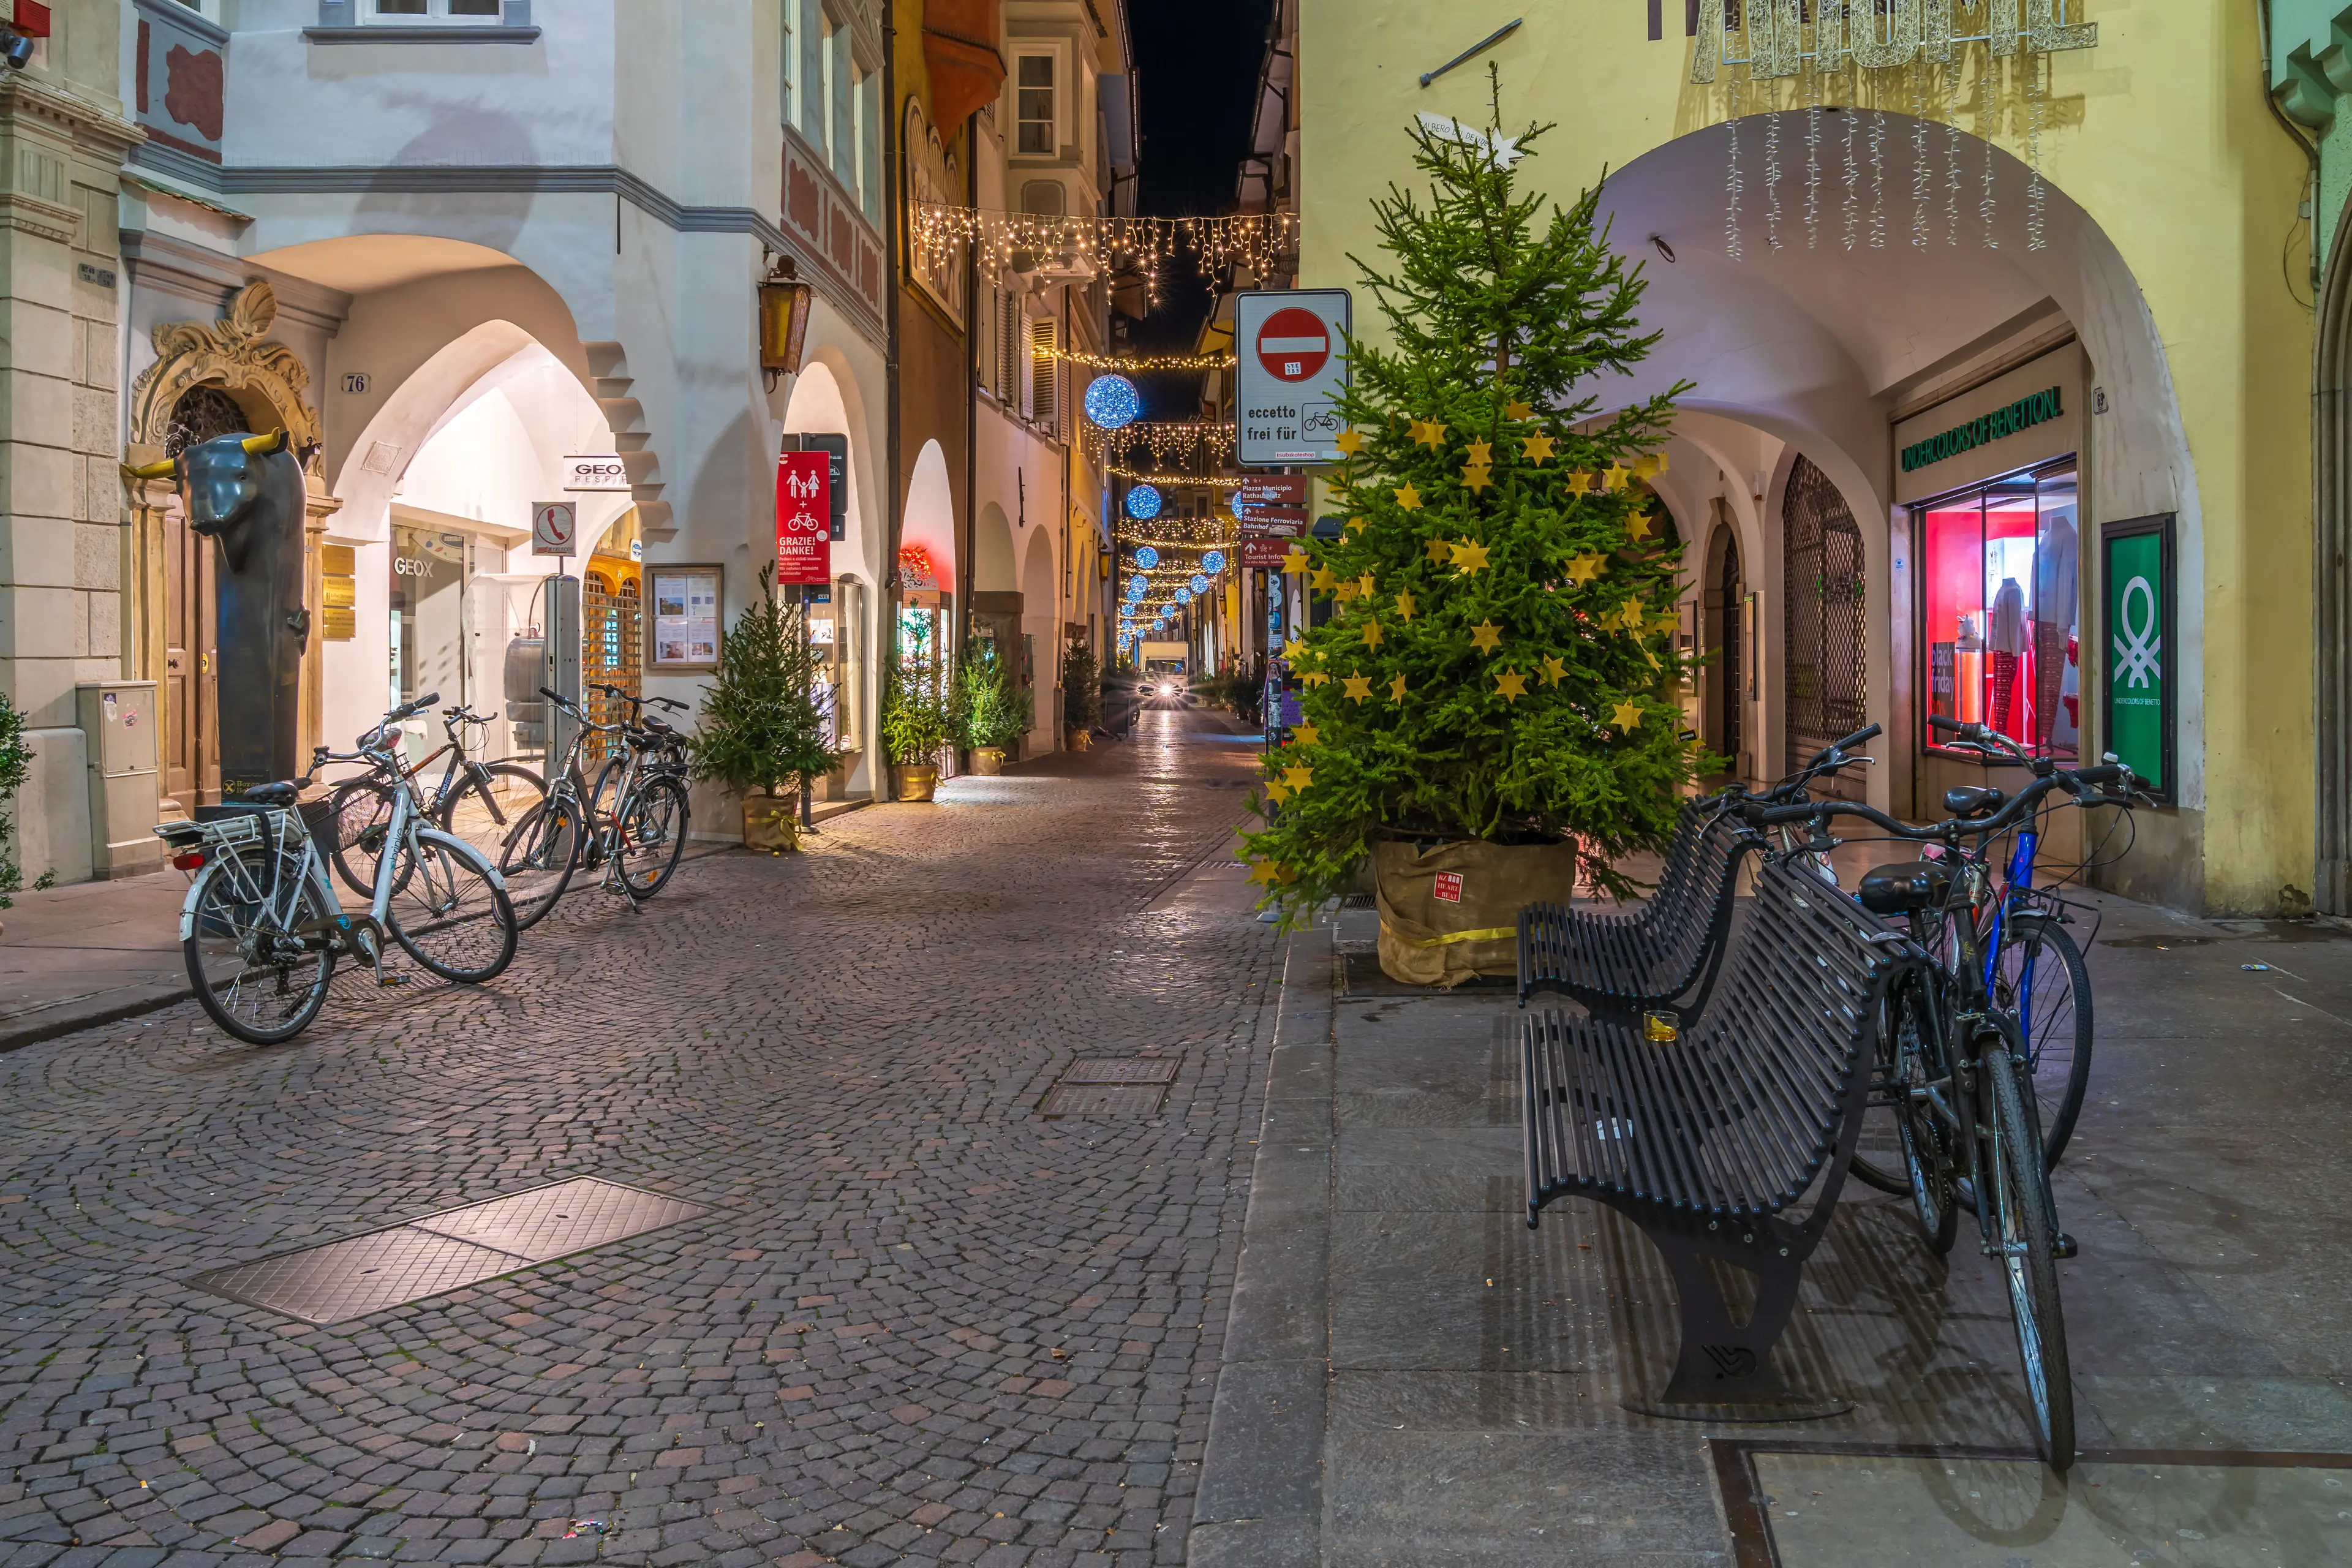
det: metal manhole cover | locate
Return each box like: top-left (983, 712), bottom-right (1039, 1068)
top-left (413, 1177), bottom-right (703, 1262)
top-left (1059, 1058), bottom-right (1179, 1085)
top-left (193, 1229), bottom-right (521, 1326)
top-left (1039, 1082), bottom-right (1169, 1118)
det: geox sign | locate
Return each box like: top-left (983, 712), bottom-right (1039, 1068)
top-left (563, 455), bottom-right (631, 492)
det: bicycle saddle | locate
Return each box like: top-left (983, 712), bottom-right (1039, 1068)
top-left (1856, 859), bottom-right (1951, 916)
top-left (1943, 785), bottom-right (2005, 819)
top-left (238, 780), bottom-right (302, 808)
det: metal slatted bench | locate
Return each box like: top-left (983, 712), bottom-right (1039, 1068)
top-left (1521, 855), bottom-right (1923, 1417)
top-left (1516, 797), bottom-right (1758, 1017)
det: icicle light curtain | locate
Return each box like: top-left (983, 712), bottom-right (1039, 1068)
top-left (1691, 0), bottom-right (2097, 255)
top-left (910, 206), bottom-right (1297, 307)
top-left (1088, 421), bottom-right (1239, 467)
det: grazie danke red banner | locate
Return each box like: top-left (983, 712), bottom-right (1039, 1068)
top-left (775, 450), bottom-right (832, 585)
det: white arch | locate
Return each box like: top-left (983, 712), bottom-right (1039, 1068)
top-left (1021, 527), bottom-right (1058, 752)
top-left (903, 439), bottom-right (957, 589)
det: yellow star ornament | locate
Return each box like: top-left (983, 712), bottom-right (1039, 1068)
top-left (1410, 419), bottom-right (1449, 448)
top-left (1311, 565), bottom-right (1338, 591)
top-left (1284, 764), bottom-right (1314, 791)
top-left (1394, 483), bottom-right (1423, 511)
top-left (1388, 673), bottom-right (1408, 701)
top-left (1495, 669), bottom-right (1529, 702)
top-left (1362, 619), bottom-right (1385, 649)
top-left (1334, 578), bottom-right (1359, 603)
top-left (1357, 572), bottom-right (1377, 598)
top-left (1626, 509), bottom-right (1654, 541)
top-left (1281, 547), bottom-right (1311, 575)
top-left (1540, 655), bottom-right (1568, 687)
top-left (1450, 538), bottom-right (1492, 576)
top-left (1300, 671), bottom-right (1330, 688)
top-left (1346, 515), bottom-right (1370, 533)
top-left (1611, 701), bottom-right (1646, 733)
top-left (1522, 432), bottom-right (1558, 464)
top-left (1469, 620), bottom-right (1503, 652)
top-left (1292, 723), bottom-right (1321, 745)
top-left (1506, 400), bottom-right (1536, 421)
top-left (1342, 674), bottom-right (1373, 703)
top-left (1393, 591), bottom-right (1417, 622)
top-left (1565, 552), bottom-right (1607, 585)
top-left (1461, 463), bottom-right (1493, 495)
top-left (1613, 598), bottom-right (1648, 632)
top-left (1335, 429), bottom-right (1363, 456)
top-left (1248, 856), bottom-right (1283, 883)
top-left (1466, 439), bottom-right (1493, 465)
top-left (1423, 536), bottom-right (1451, 564)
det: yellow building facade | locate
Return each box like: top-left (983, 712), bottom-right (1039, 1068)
top-left (1295, 1), bottom-right (2313, 915)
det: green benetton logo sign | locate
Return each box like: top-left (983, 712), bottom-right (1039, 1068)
top-left (1901, 386), bottom-right (2064, 473)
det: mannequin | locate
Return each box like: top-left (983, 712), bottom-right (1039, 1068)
top-left (2034, 509), bottom-right (2079, 751)
top-left (1988, 576), bottom-right (2026, 736)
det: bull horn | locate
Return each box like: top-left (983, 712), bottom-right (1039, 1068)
top-left (122, 456), bottom-right (178, 480)
top-left (241, 428), bottom-right (288, 454)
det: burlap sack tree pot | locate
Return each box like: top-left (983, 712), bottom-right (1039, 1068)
top-left (1241, 90), bottom-right (1710, 983)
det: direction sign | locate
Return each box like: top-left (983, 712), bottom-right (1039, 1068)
top-left (1242, 533), bottom-right (1305, 568)
top-left (1235, 289), bottom-right (1351, 467)
top-left (531, 500), bottom-right (577, 557)
top-left (1234, 475), bottom-right (1309, 508)
top-left (1237, 508), bottom-right (1309, 532)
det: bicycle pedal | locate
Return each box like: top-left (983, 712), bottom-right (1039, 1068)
top-left (2052, 1231), bottom-right (2079, 1260)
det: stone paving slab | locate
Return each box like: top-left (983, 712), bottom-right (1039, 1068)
top-left (0, 708), bottom-right (1278, 1567)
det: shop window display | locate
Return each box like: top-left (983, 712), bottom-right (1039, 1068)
top-left (1918, 462), bottom-right (2078, 758)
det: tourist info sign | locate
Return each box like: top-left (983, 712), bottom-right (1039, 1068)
top-left (1235, 289), bottom-right (1350, 467)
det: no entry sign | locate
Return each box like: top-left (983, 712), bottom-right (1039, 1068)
top-left (1234, 290), bottom-right (1351, 467)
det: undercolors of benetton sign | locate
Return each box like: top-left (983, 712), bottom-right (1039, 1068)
top-left (1901, 386), bottom-right (2064, 473)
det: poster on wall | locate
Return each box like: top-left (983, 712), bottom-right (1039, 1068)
top-left (2100, 513), bottom-right (2175, 801)
top-left (777, 450), bottom-right (832, 586)
top-left (647, 565), bottom-right (723, 673)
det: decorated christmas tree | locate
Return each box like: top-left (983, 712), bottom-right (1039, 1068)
top-left (1243, 99), bottom-right (1704, 946)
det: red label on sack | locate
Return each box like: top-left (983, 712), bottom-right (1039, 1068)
top-left (1433, 871), bottom-right (1463, 903)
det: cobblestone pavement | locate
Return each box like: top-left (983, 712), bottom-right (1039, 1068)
top-left (0, 708), bottom-right (1280, 1568)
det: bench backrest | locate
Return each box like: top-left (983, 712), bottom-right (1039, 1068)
top-left (1665, 856), bottom-right (1921, 1215)
top-left (1632, 800), bottom-right (1752, 967)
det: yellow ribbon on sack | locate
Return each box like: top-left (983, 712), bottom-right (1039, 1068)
top-left (1386, 924), bottom-right (1517, 948)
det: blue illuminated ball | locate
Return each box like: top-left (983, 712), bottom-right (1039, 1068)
top-left (1134, 545), bottom-right (1160, 570)
top-left (1084, 374), bottom-right (1142, 431)
top-left (1189, 573), bottom-right (1209, 594)
top-left (1126, 576), bottom-right (1148, 601)
top-left (1176, 586), bottom-right (1192, 601)
top-left (1124, 484), bottom-right (1163, 520)
top-left (1200, 550), bottom-right (1225, 574)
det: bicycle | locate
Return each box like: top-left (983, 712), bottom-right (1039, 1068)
top-left (154, 693), bottom-right (520, 1045)
top-left (1743, 740), bottom-right (2138, 1468)
top-left (325, 702), bottom-right (544, 900)
top-left (496, 686), bottom-right (691, 929)
top-left (584, 684), bottom-right (690, 832)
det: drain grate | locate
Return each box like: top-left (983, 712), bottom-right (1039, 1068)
top-left (1038, 1057), bottom-right (1177, 1117)
top-left (1060, 1058), bottom-right (1179, 1085)
top-left (190, 1177), bottom-right (705, 1325)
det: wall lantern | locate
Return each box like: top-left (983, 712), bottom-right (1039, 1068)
top-left (759, 255), bottom-right (815, 390)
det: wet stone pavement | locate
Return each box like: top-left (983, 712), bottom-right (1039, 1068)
top-left (0, 707), bottom-right (1278, 1567)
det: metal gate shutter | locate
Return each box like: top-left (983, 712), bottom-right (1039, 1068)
top-left (583, 576), bottom-right (642, 762)
top-left (1782, 456), bottom-right (1868, 796)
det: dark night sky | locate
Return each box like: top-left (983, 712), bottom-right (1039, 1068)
top-left (1124, 0), bottom-right (1275, 415)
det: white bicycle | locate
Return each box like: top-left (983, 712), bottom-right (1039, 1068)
top-left (155, 692), bottom-right (518, 1044)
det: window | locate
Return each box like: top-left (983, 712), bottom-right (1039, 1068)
top-left (781, 1), bottom-right (796, 129)
top-left (368, 0), bottom-right (503, 20)
top-left (1917, 461), bottom-right (2080, 759)
top-left (1029, 317), bottom-right (1058, 432)
top-left (831, 25), bottom-right (855, 190)
top-left (799, 0), bottom-right (827, 151)
top-left (859, 66), bottom-right (882, 219)
top-left (1017, 54), bottom-right (1056, 156)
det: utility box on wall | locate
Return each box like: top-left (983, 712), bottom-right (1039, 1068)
top-left (77, 682), bottom-right (165, 879)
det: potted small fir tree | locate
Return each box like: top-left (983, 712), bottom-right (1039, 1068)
top-left (690, 565), bottom-right (843, 851)
top-left (883, 630), bottom-right (952, 801)
top-left (1061, 638), bottom-right (1101, 751)
top-left (954, 638), bottom-right (1030, 774)
top-left (1242, 100), bottom-right (1702, 984)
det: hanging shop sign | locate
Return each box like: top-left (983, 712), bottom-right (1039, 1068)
top-left (563, 455), bottom-right (631, 492)
top-left (2100, 513), bottom-right (2175, 802)
top-left (1235, 290), bottom-right (1352, 467)
top-left (647, 564), bottom-right (723, 673)
top-left (1901, 387), bottom-right (2064, 473)
top-left (530, 500), bottom-right (577, 557)
top-left (775, 451), bottom-right (832, 586)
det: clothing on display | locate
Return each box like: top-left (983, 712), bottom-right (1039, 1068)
top-left (2032, 508), bottom-right (2078, 749)
top-left (1989, 578), bottom-right (2027, 655)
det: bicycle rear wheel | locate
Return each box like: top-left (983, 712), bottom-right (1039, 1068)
top-left (437, 762), bottom-right (546, 873)
top-left (1985, 1041), bottom-right (2076, 1469)
top-left (327, 779), bottom-right (396, 900)
top-left (183, 860), bottom-right (336, 1044)
top-left (614, 776), bottom-right (690, 897)
top-left (498, 796), bottom-right (581, 930)
top-left (1992, 916), bottom-right (2094, 1169)
top-left (386, 830), bottom-right (517, 982)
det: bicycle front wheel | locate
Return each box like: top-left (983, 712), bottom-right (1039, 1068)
top-left (1890, 977), bottom-right (1958, 1255)
top-left (498, 796), bottom-right (581, 930)
top-left (386, 830), bottom-right (518, 983)
top-left (327, 779), bottom-right (398, 900)
top-left (183, 860), bottom-right (336, 1045)
top-left (1985, 1041), bottom-right (2076, 1469)
top-left (1992, 916), bottom-right (2094, 1169)
top-left (437, 762), bottom-right (546, 872)
top-left (614, 776), bottom-right (690, 897)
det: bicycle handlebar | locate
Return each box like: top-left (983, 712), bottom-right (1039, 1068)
top-left (1803, 722), bottom-right (1881, 772)
top-left (1745, 760), bottom-right (2137, 843)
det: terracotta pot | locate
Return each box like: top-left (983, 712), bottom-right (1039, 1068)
top-left (971, 747), bottom-right (1006, 776)
top-left (894, 764), bottom-right (940, 802)
top-left (742, 791), bottom-right (799, 852)
top-left (1065, 728), bottom-right (1093, 752)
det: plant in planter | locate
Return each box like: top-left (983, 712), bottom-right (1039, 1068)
top-left (882, 639), bottom-right (953, 801)
top-left (1241, 98), bottom-right (1704, 984)
top-left (952, 639), bottom-right (1031, 774)
top-left (690, 565), bottom-right (843, 851)
top-left (1061, 639), bottom-right (1102, 749)
top-left (0, 696), bottom-right (34, 918)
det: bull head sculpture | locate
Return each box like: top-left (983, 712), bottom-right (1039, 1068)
top-left (124, 428), bottom-right (290, 574)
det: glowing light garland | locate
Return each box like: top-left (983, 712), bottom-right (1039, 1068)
top-left (1089, 421), bottom-right (1238, 467)
top-left (1052, 349), bottom-right (1237, 371)
top-left (1106, 467), bottom-right (1249, 488)
top-left (909, 204), bottom-right (1298, 308)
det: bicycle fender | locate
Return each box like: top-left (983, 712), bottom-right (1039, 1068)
top-left (176, 864), bottom-right (213, 943)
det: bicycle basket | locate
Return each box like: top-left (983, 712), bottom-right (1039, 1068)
top-left (298, 798), bottom-right (341, 851)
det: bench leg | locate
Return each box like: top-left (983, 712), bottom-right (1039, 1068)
top-left (1622, 1225), bottom-right (1852, 1422)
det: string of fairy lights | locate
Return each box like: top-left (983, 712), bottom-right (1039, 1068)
top-left (1052, 348), bottom-right (1235, 371)
top-left (1087, 421), bottom-right (1237, 467)
top-left (910, 205), bottom-right (1296, 306)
